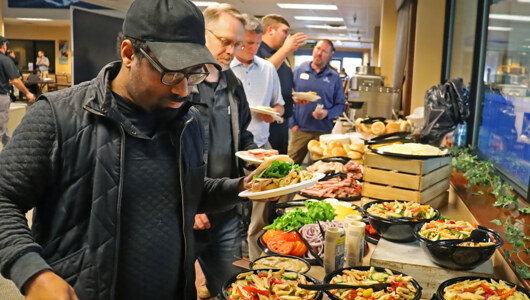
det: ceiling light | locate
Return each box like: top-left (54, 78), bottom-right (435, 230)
top-left (277, 3), bottom-right (337, 10)
top-left (16, 18), bottom-right (52, 21)
top-left (192, 1), bottom-right (220, 6)
top-left (517, 0), bottom-right (530, 3)
top-left (488, 26), bottom-right (513, 31)
top-left (489, 14), bottom-right (530, 22)
top-left (295, 16), bottom-right (343, 22)
top-left (306, 25), bottom-right (346, 30)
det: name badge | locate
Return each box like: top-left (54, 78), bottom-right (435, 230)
top-left (300, 73), bottom-right (310, 80)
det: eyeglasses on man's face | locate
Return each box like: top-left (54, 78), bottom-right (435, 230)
top-left (206, 29), bottom-right (244, 50)
top-left (139, 48), bottom-right (209, 86)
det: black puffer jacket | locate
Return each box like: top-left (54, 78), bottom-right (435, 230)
top-left (0, 62), bottom-right (242, 299)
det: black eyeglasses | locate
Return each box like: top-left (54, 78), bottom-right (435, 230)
top-left (206, 29), bottom-right (244, 50)
top-left (139, 48), bottom-right (209, 86)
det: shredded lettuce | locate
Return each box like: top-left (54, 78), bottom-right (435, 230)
top-left (259, 160), bottom-right (300, 178)
top-left (263, 200), bottom-right (336, 231)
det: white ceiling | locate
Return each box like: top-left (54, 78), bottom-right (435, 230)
top-left (2, 0), bottom-right (382, 50)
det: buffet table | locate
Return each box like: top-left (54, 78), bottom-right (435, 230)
top-left (251, 184), bottom-right (527, 299)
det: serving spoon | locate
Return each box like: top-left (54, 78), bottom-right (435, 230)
top-left (433, 229), bottom-right (494, 247)
top-left (298, 282), bottom-right (390, 291)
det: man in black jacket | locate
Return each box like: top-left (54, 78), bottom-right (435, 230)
top-left (0, 1), bottom-right (260, 299)
top-left (189, 4), bottom-right (257, 298)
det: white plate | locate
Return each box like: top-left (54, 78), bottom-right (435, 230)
top-left (250, 106), bottom-right (281, 116)
top-left (239, 173), bottom-right (325, 200)
top-left (292, 92), bottom-right (321, 102)
top-left (249, 106), bottom-right (283, 122)
top-left (235, 150), bottom-right (267, 165)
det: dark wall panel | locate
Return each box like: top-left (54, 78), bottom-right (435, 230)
top-left (72, 8), bottom-right (123, 84)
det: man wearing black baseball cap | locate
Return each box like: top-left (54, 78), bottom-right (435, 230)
top-left (0, 1), bottom-right (262, 299)
top-left (0, 36), bottom-right (35, 147)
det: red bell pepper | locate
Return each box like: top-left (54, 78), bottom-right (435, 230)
top-left (242, 285), bottom-right (270, 296)
top-left (499, 286), bottom-right (516, 300)
top-left (409, 206), bottom-right (421, 213)
top-left (480, 283), bottom-right (494, 293)
top-left (382, 203), bottom-right (395, 211)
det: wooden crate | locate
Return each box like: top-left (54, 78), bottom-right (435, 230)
top-left (361, 152), bottom-right (452, 204)
top-left (364, 152), bottom-right (452, 175)
top-left (362, 179), bottom-right (449, 203)
top-left (363, 164), bottom-right (452, 191)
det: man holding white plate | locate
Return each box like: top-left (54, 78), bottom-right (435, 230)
top-left (288, 39), bottom-right (346, 165)
top-left (231, 14), bottom-right (284, 149)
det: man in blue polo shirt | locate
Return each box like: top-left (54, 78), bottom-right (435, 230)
top-left (288, 39), bottom-right (346, 164)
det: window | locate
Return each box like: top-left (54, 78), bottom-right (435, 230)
top-left (449, 0), bottom-right (478, 85)
top-left (478, 0), bottom-right (530, 191)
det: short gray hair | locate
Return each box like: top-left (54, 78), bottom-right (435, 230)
top-left (242, 14), bottom-right (262, 34)
top-left (203, 3), bottom-right (245, 28)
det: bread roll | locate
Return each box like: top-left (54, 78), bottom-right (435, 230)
top-left (399, 120), bottom-right (411, 132)
top-left (360, 123), bottom-right (372, 134)
top-left (347, 151), bottom-right (362, 160)
top-left (385, 121), bottom-right (399, 134)
top-left (324, 147), bottom-right (333, 157)
top-left (355, 118), bottom-right (363, 132)
top-left (331, 147), bottom-right (348, 157)
top-left (307, 139), bottom-right (320, 149)
top-left (311, 146), bottom-right (324, 156)
top-left (371, 121), bottom-right (385, 135)
top-left (329, 140), bottom-right (343, 149)
top-left (349, 143), bottom-right (365, 153)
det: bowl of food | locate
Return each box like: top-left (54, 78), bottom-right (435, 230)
top-left (414, 220), bottom-right (504, 270)
top-left (363, 200), bottom-right (439, 242)
top-left (323, 266), bottom-right (422, 300)
top-left (434, 276), bottom-right (530, 300)
top-left (222, 269), bottom-right (322, 300)
top-left (250, 254), bottom-right (311, 273)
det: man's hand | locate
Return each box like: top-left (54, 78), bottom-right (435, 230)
top-left (258, 113), bottom-right (275, 123)
top-left (291, 125), bottom-right (299, 133)
top-left (312, 109), bottom-right (328, 120)
top-left (282, 32), bottom-right (308, 53)
top-left (24, 270), bottom-right (78, 300)
top-left (193, 214), bottom-right (211, 230)
top-left (27, 92), bottom-right (36, 103)
top-left (293, 96), bottom-right (310, 106)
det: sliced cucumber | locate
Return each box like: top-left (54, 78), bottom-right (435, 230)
top-left (282, 272), bottom-right (299, 280)
top-left (371, 272), bottom-right (387, 282)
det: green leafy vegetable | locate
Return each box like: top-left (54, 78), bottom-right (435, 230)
top-left (263, 200), bottom-right (336, 231)
top-left (258, 160), bottom-right (300, 178)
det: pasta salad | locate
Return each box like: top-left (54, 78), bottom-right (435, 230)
top-left (226, 269), bottom-right (318, 300)
top-left (443, 278), bottom-right (529, 300)
top-left (367, 201), bottom-right (436, 219)
top-left (328, 267), bottom-right (418, 300)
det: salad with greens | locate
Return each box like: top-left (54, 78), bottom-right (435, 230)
top-left (264, 200), bottom-right (336, 231)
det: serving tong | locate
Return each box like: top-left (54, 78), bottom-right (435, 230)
top-left (293, 229), bottom-right (324, 267)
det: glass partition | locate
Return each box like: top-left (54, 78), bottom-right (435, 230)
top-left (478, 0), bottom-right (530, 191)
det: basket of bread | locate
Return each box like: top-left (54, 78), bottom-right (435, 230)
top-left (355, 117), bottom-right (412, 136)
top-left (307, 139), bottom-right (365, 163)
